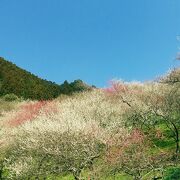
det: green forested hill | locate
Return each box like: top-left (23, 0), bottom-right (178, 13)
top-left (0, 57), bottom-right (91, 100)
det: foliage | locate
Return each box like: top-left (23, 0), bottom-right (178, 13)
top-left (0, 57), bottom-right (91, 100)
top-left (5, 132), bottom-right (104, 180)
top-left (160, 68), bottom-right (180, 84)
top-left (60, 80), bottom-right (92, 95)
top-left (164, 167), bottom-right (180, 180)
top-left (1, 90), bottom-right (128, 179)
top-left (2, 94), bottom-right (19, 102)
top-left (0, 99), bottom-right (17, 116)
top-left (105, 129), bottom-right (169, 180)
top-left (103, 72), bottom-right (180, 178)
top-left (122, 80), bottom-right (180, 157)
top-left (0, 68), bottom-right (179, 179)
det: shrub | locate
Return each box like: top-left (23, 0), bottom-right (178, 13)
top-left (2, 90), bottom-right (126, 179)
top-left (164, 167), bottom-right (180, 180)
top-left (2, 83), bottom-right (179, 179)
top-left (3, 94), bottom-right (19, 102)
top-left (4, 125), bottom-right (105, 179)
top-left (0, 99), bottom-right (16, 116)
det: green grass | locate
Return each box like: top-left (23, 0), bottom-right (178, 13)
top-left (153, 138), bottom-right (175, 149)
top-left (150, 123), bottom-right (180, 151)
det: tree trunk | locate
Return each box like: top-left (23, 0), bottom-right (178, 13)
top-left (74, 175), bottom-right (80, 180)
top-left (171, 122), bottom-right (179, 156)
top-left (73, 171), bottom-right (81, 180)
top-left (175, 127), bottom-right (179, 155)
top-left (133, 172), bottom-right (142, 180)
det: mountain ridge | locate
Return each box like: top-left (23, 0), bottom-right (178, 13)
top-left (0, 57), bottom-right (92, 100)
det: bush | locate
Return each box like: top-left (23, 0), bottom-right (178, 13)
top-left (164, 167), bottom-right (180, 180)
top-left (0, 100), bottom-right (15, 115)
top-left (5, 131), bottom-right (105, 179)
top-left (3, 94), bottom-right (19, 102)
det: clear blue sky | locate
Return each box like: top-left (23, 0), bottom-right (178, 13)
top-left (0, 0), bottom-right (180, 87)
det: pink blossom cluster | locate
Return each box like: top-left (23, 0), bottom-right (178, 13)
top-left (104, 81), bottom-right (143, 96)
top-left (106, 129), bottom-right (145, 163)
top-left (104, 81), bottom-right (129, 95)
top-left (6, 101), bottom-right (57, 127)
top-left (122, 128), bottom-right (145, 147)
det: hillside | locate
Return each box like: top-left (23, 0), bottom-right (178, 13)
top-left (0, 68), bottom-right (179, 179)
top-left (0, 57), bottom-right (92, 100)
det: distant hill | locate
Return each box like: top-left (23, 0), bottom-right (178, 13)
top-left (0, 57), bottom-right (92, 100)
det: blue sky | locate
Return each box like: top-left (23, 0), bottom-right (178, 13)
top-left (0, 0), bottom-right (180, 87)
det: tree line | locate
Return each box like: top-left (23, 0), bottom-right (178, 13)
top-left (0, 57), bottom-right (92, 100)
